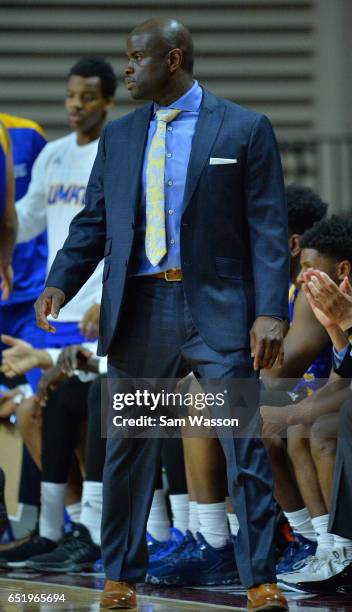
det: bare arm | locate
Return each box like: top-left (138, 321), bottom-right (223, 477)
top-left (290, 374), bottom-right (351, 424)
top-left (261, 289), bottom-right (330, 389)
top-left (261, 373), bottom-right (351, 436)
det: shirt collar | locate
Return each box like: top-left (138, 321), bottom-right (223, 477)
top-left (153, 80), bottom-right (202, 115)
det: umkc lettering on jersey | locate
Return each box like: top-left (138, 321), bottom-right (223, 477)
top-left (48, 183), bottom-right (86, 206)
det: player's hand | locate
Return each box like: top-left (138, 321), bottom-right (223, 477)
top-left (303, 269), bottom-right (352, 331)
top-left (34, 287), bottom-right (65, 333)
top-left (37, 365), bottom-right (67, 406)
top-left (57, 345), bottom-right (92, 375)
top-left (1, 335), bottom-right (36, 377)
top-left (0, 262), bottom-right (13, 301)
top-left (250, 316), bottom-right (284, 371)
top-left (79, 303), bottom-right (100, 340)
top-left (260, 404), bottom-right (290, 437)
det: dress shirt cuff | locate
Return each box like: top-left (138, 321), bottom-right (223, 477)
top-left (333, 344), bottom-right (351, 369)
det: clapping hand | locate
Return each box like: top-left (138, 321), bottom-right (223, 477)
top-left (303, 269), bottom-right (352, 331)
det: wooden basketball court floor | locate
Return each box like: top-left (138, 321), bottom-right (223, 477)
top-left (1, 569), bottom-right (352, 611)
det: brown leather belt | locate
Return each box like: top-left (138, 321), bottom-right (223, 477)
top-left (146, 268), bottom-right (182, 281)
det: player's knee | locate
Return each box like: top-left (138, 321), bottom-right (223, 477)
top-left (310, 417), bottom-right (337, 458)
top-left (16, 398), bottom-right (41, 435)
top-left (287, 425), bottom-right (310, 461)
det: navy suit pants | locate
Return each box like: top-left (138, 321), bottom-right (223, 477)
top-left (102, 277), bottom-right (276, 588)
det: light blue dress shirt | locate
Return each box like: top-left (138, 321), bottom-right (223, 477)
top-left (129, 80), bottom-right (203, 275)
top-left (333, 343), bottom-right (352, 368)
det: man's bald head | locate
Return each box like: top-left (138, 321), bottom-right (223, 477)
top-left (128, 18), bottom-right (194, 74)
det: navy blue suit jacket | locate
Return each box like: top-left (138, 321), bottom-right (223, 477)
top-left (46, 89), bottom-right (289, 356)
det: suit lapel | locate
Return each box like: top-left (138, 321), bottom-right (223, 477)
top-left (182, 89), bottom-right (225, 213)
top-left (128, 104), bottom-right (153, 218)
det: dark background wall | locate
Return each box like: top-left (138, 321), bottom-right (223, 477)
top-left (1, 0), bottom-right (351, 211)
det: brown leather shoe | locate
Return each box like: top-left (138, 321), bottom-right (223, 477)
top-left (100, 580), bottom-right (137, 609)
top-left (247, 583), bottom-right (288, 611)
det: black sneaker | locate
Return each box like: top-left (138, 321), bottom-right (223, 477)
top-left (0, 468), bottom-right (10, 541)
top-left (26, 523), bottom-right (100, 573)
top-left (0, 534), bottom-right (57, 568)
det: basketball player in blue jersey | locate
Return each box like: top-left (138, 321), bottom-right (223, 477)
top-left (263, 215), bottom-right (352, 588)
top-left (0, 114), bottom-right (47, 391)
top-left (0, 116), bottom-right (47, 534)
top-left (0, 120), bottom-right (16, 543)
top-left (261, 186), bottom-right (331, 576)
top-left (0, 120), bottom-right (16, 301)
top-left (0, 122), bottom-right (8, 218)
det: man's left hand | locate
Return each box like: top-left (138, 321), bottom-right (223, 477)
top-left (250, 316), bottom-right (284, 371)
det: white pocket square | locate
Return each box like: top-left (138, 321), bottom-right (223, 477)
top-left (209, 157), bottom-right (237, 165)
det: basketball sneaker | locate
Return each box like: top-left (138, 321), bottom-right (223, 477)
top-left (279, 548), bottom-right (351, 587)
top-left (26, 523), bottom-right (100, 573)
top-left (146, 532), bottom-right (238, 586)
top-left (276, 532), bottom-right (317, 575)
top-left (148, 527), bottom-right (185, 565)
top-left (148, 529), bottom-right (196, 571)
top-left (0, 534), bottom-right (57, 568)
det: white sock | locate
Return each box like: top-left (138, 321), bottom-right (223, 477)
top-left (227, 513), bottom-right (240, 537)
top-left (333, 535), bottom-right (352, 559)
top-left (80, 481), bottom-right (102, 546)
top-left (39, 482), bottom-right (66, 542)
top-left (284, 508), bottom-right (317, 541)
top-left (147, 489), bottom-right (170, 542)
top-left (311, 514), bottom-right (334, 554)
top-left (189, 501), bottom-right (200, 537)
top-left (169, 493), bottom-right (189, 533)
top-left (197, 502), bottom-right (230, 548)
top-left (66, 502), bottom-right (81, 524)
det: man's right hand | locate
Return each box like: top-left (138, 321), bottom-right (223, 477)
top-left (34, 287), bottom-right (65, 333)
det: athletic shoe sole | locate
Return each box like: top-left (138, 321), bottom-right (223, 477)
top-left (277, 579), bottom-right (308, 593)
top-left (1, 560), bottom-right (28, 569)
top-left (146, 570), bottom-right (238, 587)
top-left (26, 560), bottom-right (98, 573)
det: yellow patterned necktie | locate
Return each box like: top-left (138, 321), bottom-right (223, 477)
top-left (145, 108), bottom-right (181, 266)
